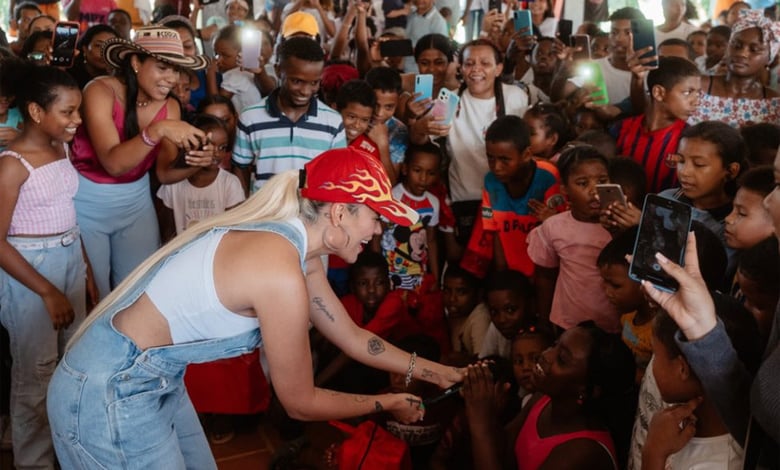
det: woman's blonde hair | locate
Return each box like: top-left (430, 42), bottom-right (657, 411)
top-left (68, 170), bottom-right (317, 347)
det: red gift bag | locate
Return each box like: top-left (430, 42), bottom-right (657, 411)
top-left (329, 420), bottom-right (412, 470)
top-left (184, 349), bottom-right (270, 414)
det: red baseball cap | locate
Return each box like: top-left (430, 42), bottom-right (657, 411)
top-left (300, 148), bottom-right (419, 226)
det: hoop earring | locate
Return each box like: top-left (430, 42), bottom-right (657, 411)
top-left (323, 225), bottom-right (350, 251)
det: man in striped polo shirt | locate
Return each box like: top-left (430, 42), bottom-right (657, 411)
top-left (232, 36), bottom-right (346, 194)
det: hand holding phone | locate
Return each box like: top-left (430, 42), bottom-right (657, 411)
top-left (629, 195), bottom-right (693, 292)
top-left (414, 74), bottom-right (433, 102)
top-left (577, 61), bottom-right (608, 106)
top-left (240, 28), bottom-right (262, 70)
top-left (597, 184), bottom-right (627, 211)
top-left (51, 22), bottom-right (80, 68)
top-left (430, 88), bottom-right (460, 126)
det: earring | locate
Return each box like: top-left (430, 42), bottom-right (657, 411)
top-left (323, 225), bottom-right (350, 251)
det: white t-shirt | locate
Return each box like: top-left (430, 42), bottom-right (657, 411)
top-left (666, 433), bottom-right (743, 469)
top-left (221, 68), bottom-right (263, 113)
top-left (537, 17), bottom-right (557, 38)
top-left (568, 57), bottom-right (632, 105)
top-left (477, 322), bottom-right (512, 359)
top-left (447, 83), bottom-right (529, 202)
top-left (628, 356), bottom-right (665, 470)
top-left (655, 21), bottom-right (699, 45)
top-left (157, 169), bottom-right (246, 235)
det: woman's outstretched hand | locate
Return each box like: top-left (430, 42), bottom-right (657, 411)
top-left (640, 232), bottom-right (717, 340)
top-left (389, 393), bottom-right (426, 424)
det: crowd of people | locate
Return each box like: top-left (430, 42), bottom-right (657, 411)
top-left (1, 0), bottom-right (780, 468)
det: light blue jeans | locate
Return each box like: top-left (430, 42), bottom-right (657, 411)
top-left (0, 228), bottom-right (86, 469)
top-left (74, 173), bottom-right (160, 299)
top-left (47, 220), bottom-right (307, 469)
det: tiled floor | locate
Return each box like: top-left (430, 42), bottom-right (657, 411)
top-left (0, 415), bottom-right (344, 469)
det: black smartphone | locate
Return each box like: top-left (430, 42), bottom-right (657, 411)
top-left (631, 18), bottom-right (658, 68)
top-left (173, 136), bottom-right (209, 168)
top-left (629, 194), bottom-right (693, 293)
top-left (379, 39), bottom-right (414, 57)
top-left (557, 19), bottom-right (573, 46)
top-left (51, 22), bottom-right (80, 68)
top-left (488, 0), bottom-right (501, 12)
top-left (570, 34), bottom-right (591, 61)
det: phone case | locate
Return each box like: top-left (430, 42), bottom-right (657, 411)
top-left (514, 10), bottom-right (533, 35)
top-left (414, 74), bottom-right (433, 101)
top-left (631, 19), bottom-right (658, 68)
top-left (430, 89), bottom-right (460, 126)
top-left (571, 34), bottom-right (591, 61)
top-left (51, 22), bottom-right (80, 68)
top-left (557, 19), bottom-right (573, 45)
top-left (577, 61), bottom-right (608, 106)
top-left (629, 194), bottom-right (693, 292)
top-left (241, 28), bottom-right (262, 70)
top-left (597, 184), bottom-right (627, 210)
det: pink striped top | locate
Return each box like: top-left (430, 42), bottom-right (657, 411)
top-left (1, 150), bottom-right (79, 235)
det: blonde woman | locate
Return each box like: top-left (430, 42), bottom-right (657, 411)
top-left (47, 147), bottom-right (463, 469)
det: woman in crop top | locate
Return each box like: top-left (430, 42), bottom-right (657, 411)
top-left (688, 10), bottom-right (780, 128)
top-left (464, 323), bottom-right (637, 469)
top-left (70, 26), bottom-right (215, 299)
top-left (0, 66), bottom-right (97, 469)
top-left (47, 147), bottom-right (464, 469)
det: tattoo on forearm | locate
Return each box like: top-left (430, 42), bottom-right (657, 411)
top-left (367, 336), bottom-right (385, 355)
top-left (421, 368), bottom-right (434, 379)
top-left (312, 296), bottom-right (335, 322)
top-left (375, 401), bottom-right (383, 412)
top-left (354, 395), bottom-right (369, 403)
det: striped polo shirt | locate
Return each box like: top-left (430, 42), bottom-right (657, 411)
top-left (232, 88), bottom-right (347, 192)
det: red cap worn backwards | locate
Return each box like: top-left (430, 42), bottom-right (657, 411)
top-left (300, 148), bottom-right (419, 226)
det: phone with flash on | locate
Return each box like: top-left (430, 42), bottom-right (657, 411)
top-left (629, 194), bottom-right (693, 293)
top-left (577, 61), bottom-right (608, 106)
top-left (240, 28), bottom-right (262, 70)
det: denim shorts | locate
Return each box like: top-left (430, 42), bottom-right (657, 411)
top-left (48, 311), bottom-right (260, 469)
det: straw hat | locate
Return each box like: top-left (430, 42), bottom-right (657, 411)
top-left (103, 26), bottom-right (208, 70)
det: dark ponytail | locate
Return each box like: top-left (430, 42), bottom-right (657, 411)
top-left (119, 54), bottom-right (145, 140)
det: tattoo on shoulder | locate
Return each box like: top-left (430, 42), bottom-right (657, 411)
top-left (421, 368), bottom-right (435, 379)
top-left (375, 401), bottom-right (383, 412)
top-left (312, 296), bottom-right (335, 322)
top-left (367, 336), bottom-right (385, 355)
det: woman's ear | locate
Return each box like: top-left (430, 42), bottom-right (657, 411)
top-left (726, 162), bottom-right (740, 181)
top-left (27, 102), bottom-right (42, 124)
top-left (329, 202), bottom-right (346, 226)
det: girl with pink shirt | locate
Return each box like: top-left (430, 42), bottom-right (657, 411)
top-left (0, 65), bottom-right (97, 469)
top-left (527, 145), bottom-right (621, 333)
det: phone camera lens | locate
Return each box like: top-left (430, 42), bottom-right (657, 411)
top-left (652, 263), bottom-right (661, 272)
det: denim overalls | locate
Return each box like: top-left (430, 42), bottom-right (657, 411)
top-left (47, 220), bottom-right (306, 469)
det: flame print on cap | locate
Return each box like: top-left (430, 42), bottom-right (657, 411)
top-left (319, 162), bottom-right (418, 222)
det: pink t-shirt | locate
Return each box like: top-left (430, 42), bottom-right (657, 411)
top-left (63, 0), bottom-right (117, 31)
top-left (527, 211), bottom-right (620, 333)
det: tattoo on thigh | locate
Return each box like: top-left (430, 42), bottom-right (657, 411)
top-left (312, 296), bottom-right (335, 322)
top-left (367, 336), bottom-right (385, 355)
top-left (375, 401), bottom-right (383, 412)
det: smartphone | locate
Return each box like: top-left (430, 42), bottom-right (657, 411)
top-left (173, 136), bottom-right (209, 168)
top-left (414, 74), bottom-right (433, 101)
top-left (631, 18), bottom-right (658, 68)
top-left (570, 34), bottom-right (591, 61)
top-left (577, 61), bottom-right (608, 105)
top-left (430, 88), bottom-right (460, 126)
top-left (379, 38), bottom-right (413, 57)
top-left (488, 0), bottom-right (502, 12)
top-left (597, 184), bottom-right (627, 210)
top-left (557, 19), bottom-right (573, 46)
top-left (51, 22), bottom-right (80, 68)
top-left (514, 10), bottom-right (533, 35)
top-left (629, 194), bottom-right (693, 293)
top-left (240, 28), bottom-right (262, 70)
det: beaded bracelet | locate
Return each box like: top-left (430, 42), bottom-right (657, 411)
top-left (404, 352), bottom-right (417, 388)
top-left (141, 127), bottom-right (158, 147)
